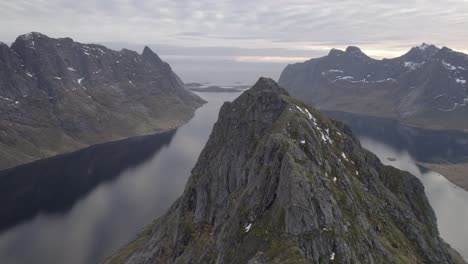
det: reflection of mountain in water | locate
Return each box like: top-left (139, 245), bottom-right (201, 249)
top-left (0, 130), bottom-right (176, 233)
top-left (326, 111), bottom-right (468, 164)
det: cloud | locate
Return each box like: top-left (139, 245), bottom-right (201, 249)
top-left (0, 0), bottom-right (467, 83)
top-left (0, 0), bottom-right (467, 50)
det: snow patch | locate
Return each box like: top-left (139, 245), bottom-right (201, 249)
top-left (67, 67), bottom-right (77, 72)
top-left (25, 71), bottom-right (34, 78)
top-left (456, 78), bottom-right (466, 84)
top-left (300, 140), bottom-right (306, 144)
top-left (52, 77), bottom-right (61, 80)
top-left (0, 96), bottom-right (14, 102)
top-left (77, 78), bottom-right (84, 84)
top-left (442, 61), bottom-right (457, 71)
top-left (341, 152), bottom-right (349, 161)
top-left (330, 252), bottom-right (335, 260)
top-left (245, 223), bottom-right (252, 232)
top-left (417, 43), bottom-right (429, 50)
top-left (295, 105), bottom-right (315, 122)
top-left (439, 103), bottom-right (458, 112)
top-left (403, 61), bottom-right (424, 70)
top-left (333, 177), bottom-right (337, 182)
top-left (376, 78), bottom-right (396, 83)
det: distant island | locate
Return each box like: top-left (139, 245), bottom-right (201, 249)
top-left (185, 82), bottom-right (249, 93)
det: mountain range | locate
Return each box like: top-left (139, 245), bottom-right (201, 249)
top-left (279, 43), bottom-right (468, 132)
top-left (105, 78), bottom-right (464, 264)
top-left (0, 32), bottom-right (204, 169)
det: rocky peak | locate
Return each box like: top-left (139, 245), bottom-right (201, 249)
top-left (328, 48), bottom-right (345, 57)
top-left (18, 32), bottom-right (48, 40)
top-left (0, 32), bottom-right (205, 169)
top-left (345, 46), bottom-right (363, 54)
top-left (327, 46), bottom-right (371, 61)
top-left (142, 45), bottom-right (163, 64)
top-left (401, 43), bottom-right (440, 62)
top-left (107, 78), bottom-right (463, 264)
top-left (250, 77), bottom-right (288, 95)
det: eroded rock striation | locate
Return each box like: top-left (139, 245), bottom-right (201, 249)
top-left (107, 78), bottom-right (464, 264)
top-left (0, 32), bottom-right (205, 169)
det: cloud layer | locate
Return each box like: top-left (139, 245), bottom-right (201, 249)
top-left (1, 0), bottom-right (467, 83)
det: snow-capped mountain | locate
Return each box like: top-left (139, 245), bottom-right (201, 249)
top-left (0, 32), bottom-right (205, 169)
top-left (279, 43), bottom-right (468, 132)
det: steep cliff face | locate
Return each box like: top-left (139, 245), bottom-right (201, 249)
top-left (106, 78), bottom-right (464, 264)
top-left (278, 44), bottom-right (468, 132)
top-left (0, 32), bottom-right (205, 169)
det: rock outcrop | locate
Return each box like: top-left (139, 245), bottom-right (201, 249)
top-left (106, 78), bottom-right (464, 264)
top-left (0, 32), bottom-right (205, 169)
top-left (278, 44), bottom-right (468, 132)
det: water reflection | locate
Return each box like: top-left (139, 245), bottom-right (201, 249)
top-left (0, 92), bottom-right (241, 264)
top-left (359, 138), bottom-right (468, 261)
top-left (326, 111), bottom-right (468, 163)
top-left (0, 130), bottom-right (177, 233)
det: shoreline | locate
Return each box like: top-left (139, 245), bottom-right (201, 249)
top-left (418, 162), bottom-right (468, 192)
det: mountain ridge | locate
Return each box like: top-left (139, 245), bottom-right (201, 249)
top-left (105, 78), bottom-right (464, 264)
top-left (278, 43), bottom-right (468, 132)
top-left (0, 32), bottom-right (205, 169)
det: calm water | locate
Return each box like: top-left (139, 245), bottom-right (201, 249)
top-left (0, 92), bottom-right (241, 264)
top-left (0, 96), bottom-right (467, 263)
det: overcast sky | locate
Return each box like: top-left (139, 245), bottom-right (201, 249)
top-left (1, 0), bottom-right (467, 84)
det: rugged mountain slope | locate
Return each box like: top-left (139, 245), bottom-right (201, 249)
top-left (106, 78), bottom-right (464, 264)
top-left (0, 32), bottom-right (205, 169)
top-left (278, 44), bottom-right (468, 132)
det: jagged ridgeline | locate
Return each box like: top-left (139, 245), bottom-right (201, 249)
top-left (0, 32), bottom-right (205, 169)
top-left (278, 44), bottom-right (468, 132)
top-left (106, 78), bottom-right (464, 264)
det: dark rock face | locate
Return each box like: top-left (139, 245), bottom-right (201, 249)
top-left (106, 78), bottom-right (464, 264)
top-left (278, 44), bottom-right (468, 132)
top-left (0, 32), bottom-right (205, 169)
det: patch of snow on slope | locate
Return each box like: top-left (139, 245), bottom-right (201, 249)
top-left (341, 152), bottom-right (349, 161)
top-left (0, 96), bottom-right (14, 102)
top-left (442, 61), bottom-right (457, 71)
top-left (417, 43), bottom-right (430, 50)
top-left (25, 71), bottom-right (34, 78)
top-left (245, 223), bottom-right (252, 232)
top-left (439, 103), bottom-right (458, 112)
top-left (404, 61), bottom-right (424, 70)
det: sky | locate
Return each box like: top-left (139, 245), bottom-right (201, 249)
top-left (1, 0), bottom-right (467, 84)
